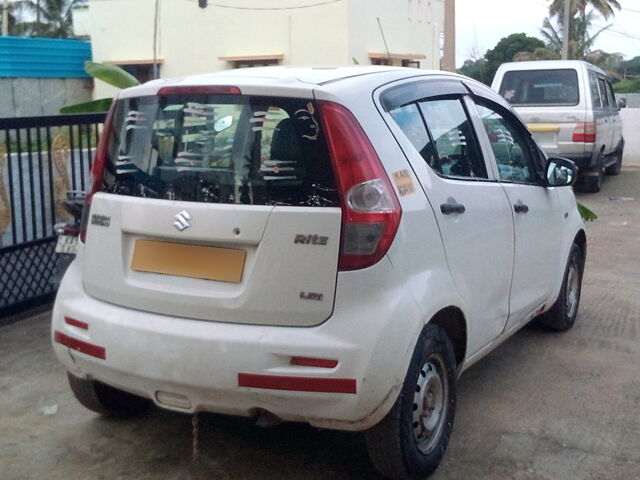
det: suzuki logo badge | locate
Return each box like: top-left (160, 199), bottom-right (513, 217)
top-left (173, 210), bottom-right (192, 231)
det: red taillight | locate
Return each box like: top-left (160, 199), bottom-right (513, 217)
top-left (572, 122), bottom-right (596, 143)
top-left (317, 101), bottom-right (402, 271)
top-left (157, 85), bottom-right (241, 95)
top-left (80, 100), bottom-right (116, 243)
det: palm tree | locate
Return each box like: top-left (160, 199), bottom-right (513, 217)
top-left (541, 10), bottom-right (610, 59)
top-left (14, 0), bottom-right (87, 38)
top-left (548, 0), bottom-right (621, 20)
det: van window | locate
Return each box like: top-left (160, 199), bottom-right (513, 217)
top-left (598, 79), bottom-right (609, 108)
top-left (499, 69), bottom-right (579, 106)
top-left (103, 94), bottom-right (338, 207)
top-left (605, 81), bottom-right (617, 110)
top-left (589, 71), bottom-right (603, 108)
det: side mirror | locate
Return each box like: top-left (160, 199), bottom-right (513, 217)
top-left (617, 98), bottom-right (627, 109)
top-left (545, 157), bottom-right (577, 187)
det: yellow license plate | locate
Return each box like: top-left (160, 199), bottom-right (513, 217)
top-left (130, 240), bottom-right (246, 283)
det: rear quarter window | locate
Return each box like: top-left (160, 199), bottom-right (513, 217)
top-left (499, 69), bottom-right (580, 106)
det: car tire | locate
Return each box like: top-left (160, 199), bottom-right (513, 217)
top-left (537, 244), bottom-right (584, 332)
top-left (67, 372), bottom-right (151, 418)
top-left (364, 325), bottom-right (457, 479)
top-left (605, 144), bottom-right (623, 176)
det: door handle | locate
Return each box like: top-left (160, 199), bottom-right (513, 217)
top-left (440, 202), bottom-right (466, 215)
top-left (514, 203), bottom-right (529, 214)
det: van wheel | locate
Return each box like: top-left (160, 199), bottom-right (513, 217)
top-left (537, 244), bottom-right (583, 332)
top-left (605, 139), bottom-right (624, 175)
top-left (67, 372), bottom-right (151, 418)
top-left (365, 325), bottom-right (457, 479)
top-left (605, 149), bottom-right (623, 175)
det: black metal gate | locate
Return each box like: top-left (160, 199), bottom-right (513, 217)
top-left (0, 113), bottom-right (106, 316)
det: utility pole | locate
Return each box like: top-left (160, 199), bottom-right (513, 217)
top-left (441, 0), bottom-right (456, 72)
top-left (562, 0), bottom-right (571, 60)
top-left (2, 0), bottom-right (9, 36)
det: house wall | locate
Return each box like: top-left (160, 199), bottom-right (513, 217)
top-left (0, 37), bottom-right (93, 117)
top-left (87, 0), bottom-right (445, 99)
top-left (347, 0), bottom-right (443, 69)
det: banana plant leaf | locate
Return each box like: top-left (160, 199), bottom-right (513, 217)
top-left (577, 202), bottom-right (598, 222)
top-left (84, 61), bottom-right (140, 89)
top-left (60, 98), bottom-right (114, 114)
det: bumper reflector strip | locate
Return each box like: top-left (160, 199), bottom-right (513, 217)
top-left (238, 373), bottom-right (356, 394)
top-left (54, 331), bottom-right (106, 359)
top-left (64, 316), bottom-right (89, 330)
top-left (291, 356), bottom-right (338, 368)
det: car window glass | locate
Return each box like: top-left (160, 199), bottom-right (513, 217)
top-left (598, 78), bottom-right (609, 107)
top-left (475, 103), bottom-right (540, 184)
top-left (388, 103), bottom-right (436, 164)
top-left (417, 99), bottom-right (488, 179)
top-left (589, 71), bottom-right (602, 108)
top-left (105, 95), bottom-right (338, 206)
top-left (605, 82), bottom-right (617, 110)
top-left (499, 69), bottom-right (579, 106)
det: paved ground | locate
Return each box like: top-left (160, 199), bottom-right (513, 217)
top-left (2, 118), bottom-right (639, 479)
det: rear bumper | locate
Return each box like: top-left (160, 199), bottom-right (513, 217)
top-left (52, 258), bottom-right (422, 431)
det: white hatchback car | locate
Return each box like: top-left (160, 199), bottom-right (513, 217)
top-left (52, 66), bottom-right (586, 479)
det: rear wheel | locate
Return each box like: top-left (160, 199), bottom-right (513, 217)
top-left (605, 143), bottom-right (623, 175)
top-left (67, 373), bottom-right (151, 418)
top-left (365, 325), bottom-right (457, 479)
top-left (578, 152), bottom-right (604, 193)
top-left (537, 244), bottom-right (584, 331)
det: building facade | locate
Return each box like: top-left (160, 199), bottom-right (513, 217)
top-left (75, 0), bottom-right (444, 99)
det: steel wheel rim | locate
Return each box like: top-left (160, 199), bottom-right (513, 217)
top-left (412, 354), bottom-right (448, 454)
top-left (565, 259), bottom-right (580, 318)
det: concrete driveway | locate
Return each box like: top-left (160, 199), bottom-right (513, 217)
top-left (1, 115), bottom-right (639, 480)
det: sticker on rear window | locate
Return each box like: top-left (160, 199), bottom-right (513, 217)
top-left (393, 169), bottom-right (416, 196)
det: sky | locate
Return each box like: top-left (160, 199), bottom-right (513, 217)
top-left (456, 0), bottom-right (640, 66)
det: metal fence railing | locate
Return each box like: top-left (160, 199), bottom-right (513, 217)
top-left (0, 113), bottom-right (107, 316)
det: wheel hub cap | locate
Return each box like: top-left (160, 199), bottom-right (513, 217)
top-left (412, 357), bottom-right (447, 454)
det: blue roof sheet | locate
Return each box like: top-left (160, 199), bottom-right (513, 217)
top-left (0, 37), bottom-right (92, 78)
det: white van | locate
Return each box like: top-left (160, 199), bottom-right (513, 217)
top-left (492, 60), bottom-right (624, 192)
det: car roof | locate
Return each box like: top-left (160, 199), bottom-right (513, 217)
top-left (496, 60), bottom-right (606, 75)
top-left (120, 66), bottom-right (452, 98)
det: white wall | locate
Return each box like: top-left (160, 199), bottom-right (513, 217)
top-left (87, 0), bottom-right (443, 99)
top-left (347, 0), bottom-right (442, 69)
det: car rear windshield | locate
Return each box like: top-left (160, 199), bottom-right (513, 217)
top-left (103, 93), bottom-right (338, 207)
top-left (499, 69), bottom-right (579, 106)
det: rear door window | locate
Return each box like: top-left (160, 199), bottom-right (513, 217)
top-left (105, 94), bottom-right (337, 206)
top-left (589, 71), bottom-right (603, 108)
top-left (604, 81), bottom-right (617, 111)
top-left (389, 98), bottom-right (488, 179)
top-left (499, 69), bottom-right (579, 106)
top-left (598, 78), bottom-right (610, 108)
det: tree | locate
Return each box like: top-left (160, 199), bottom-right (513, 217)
top-left (458, 58), bottom-right (489, 84)
top-left (484, 33), bottom-right (545, 82)
top-left (513, 47), bottom-right (561, 62)
top-left (540, 11), bottom-right (610, 60)
top-left (13, 0), bottom-right (87, 38)
top-left (548, 0), bottom-right (621, 20)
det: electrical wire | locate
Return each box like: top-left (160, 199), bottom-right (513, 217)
top-left (185, 0), bottom-right (342, 10)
